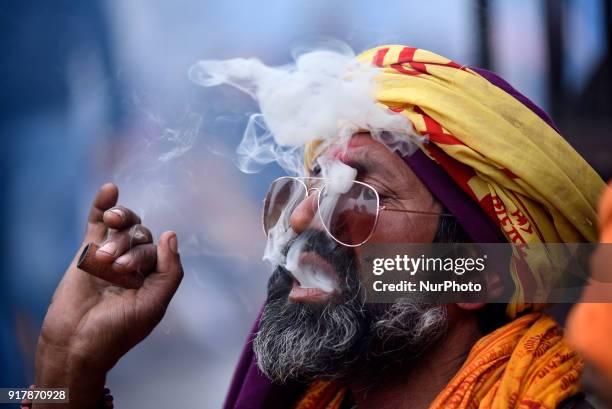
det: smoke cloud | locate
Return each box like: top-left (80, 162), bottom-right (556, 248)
top-left (189, 40), bottom-right (422, 175)
top-left (189, 41), bottom-right (423, 292)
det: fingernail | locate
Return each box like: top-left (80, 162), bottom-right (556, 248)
top-left (169, 234), bottom-right (178, 254)
top-left (115, 253), bottom-right (131, 266)
top-left (97, 242), bottom-right (117, 256)
top-left (107, 208), bottom-right (124, 220)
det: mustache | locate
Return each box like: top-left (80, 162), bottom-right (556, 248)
top-left (282, 229), bottom-right (356, 276)
top-left (267, 229), bottom-right (359, 299)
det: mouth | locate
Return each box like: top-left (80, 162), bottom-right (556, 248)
top-left (288, 251), bottom-right (339, 302)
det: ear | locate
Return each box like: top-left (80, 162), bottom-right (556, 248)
top-left (456, 302), bottom-right (486, 311)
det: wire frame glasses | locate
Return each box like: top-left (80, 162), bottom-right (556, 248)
top-left (262, 176), bottom-right (454, 247)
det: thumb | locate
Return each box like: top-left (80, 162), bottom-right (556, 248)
top-left (141, 231), bottom-right (184, 308)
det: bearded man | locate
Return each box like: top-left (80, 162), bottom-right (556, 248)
top-left (31, 45), bottom-right (605, 409)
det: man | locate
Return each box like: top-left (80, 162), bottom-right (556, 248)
top-left (32, 45), bottom-right (605, 409)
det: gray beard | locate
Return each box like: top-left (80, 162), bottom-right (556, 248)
top-left (253, 292), bottom-right (448, 384)
top-left (254, 230), bottom-right (448, 384)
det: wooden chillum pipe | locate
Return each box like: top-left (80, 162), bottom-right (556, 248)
top-left (77, 242), bottom-right (143, 289)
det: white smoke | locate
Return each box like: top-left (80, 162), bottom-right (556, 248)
top-left (189, 40), bottom-right (421, 175)
top-left (189, 41), bottom-right (422, 292)
top-left (318, 157), bottom-right (358, 195)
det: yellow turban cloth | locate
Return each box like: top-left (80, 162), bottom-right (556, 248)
top-left (305, 45), bottom-right (604, 317)
top-left (297, 45), bottom-right (603, 409)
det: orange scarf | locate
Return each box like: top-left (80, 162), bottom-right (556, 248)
top-left (294, 313), bottom-right (582, 409)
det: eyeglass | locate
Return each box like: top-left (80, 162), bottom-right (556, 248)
top-left (262, 176), bottom-right (455, 247)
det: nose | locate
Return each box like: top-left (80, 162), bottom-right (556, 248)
top-left (290, 191), bottom-right (320, 235)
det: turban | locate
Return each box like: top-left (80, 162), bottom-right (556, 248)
top-left (306, 45), bottom-right (606, 318)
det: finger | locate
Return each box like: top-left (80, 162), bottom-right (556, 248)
top-left (140, 231), bottom-right (183, 307)
top-left (76, 242), bottom-right (145, 289)
top-left (103, 205), bottom-right (142, 230)
top-left (112, 243), bottom-right (157, 276)
top-left (95, 224), bottom-right (153, 263)
top-left (85, 183), bottom-right (119, 242)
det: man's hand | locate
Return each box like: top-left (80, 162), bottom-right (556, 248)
top-left (34, 183), bottom-right (183, 408)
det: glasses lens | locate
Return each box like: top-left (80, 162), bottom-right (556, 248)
top-left (321, 182), bottom-right (378, 246)
top-left (263, 178), bottom-right (307, 235)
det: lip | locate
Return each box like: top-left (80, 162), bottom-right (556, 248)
top-left (287, 251), bottom-right (338, 302)
top-left (288, 281), bottom-right (333, 302)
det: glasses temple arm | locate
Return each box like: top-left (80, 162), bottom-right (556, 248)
top-left (378, 205), bottom-right (455, 218)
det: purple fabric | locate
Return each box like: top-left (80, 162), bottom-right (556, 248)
top-left (472, 68), bottom-right (559, 132)
top-left (402, 149), bottom-right (505, 243)
top-left (223, 66), bottom-right (559, 409)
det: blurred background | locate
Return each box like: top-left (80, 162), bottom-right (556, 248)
top-left (1, 0), bottom-right (610, 407)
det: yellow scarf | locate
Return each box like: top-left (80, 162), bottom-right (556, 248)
top-left (295, 313), bottom-right (582, 409)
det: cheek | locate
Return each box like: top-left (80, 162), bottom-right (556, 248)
top-left (369, 213), bottom-right (439, 243)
